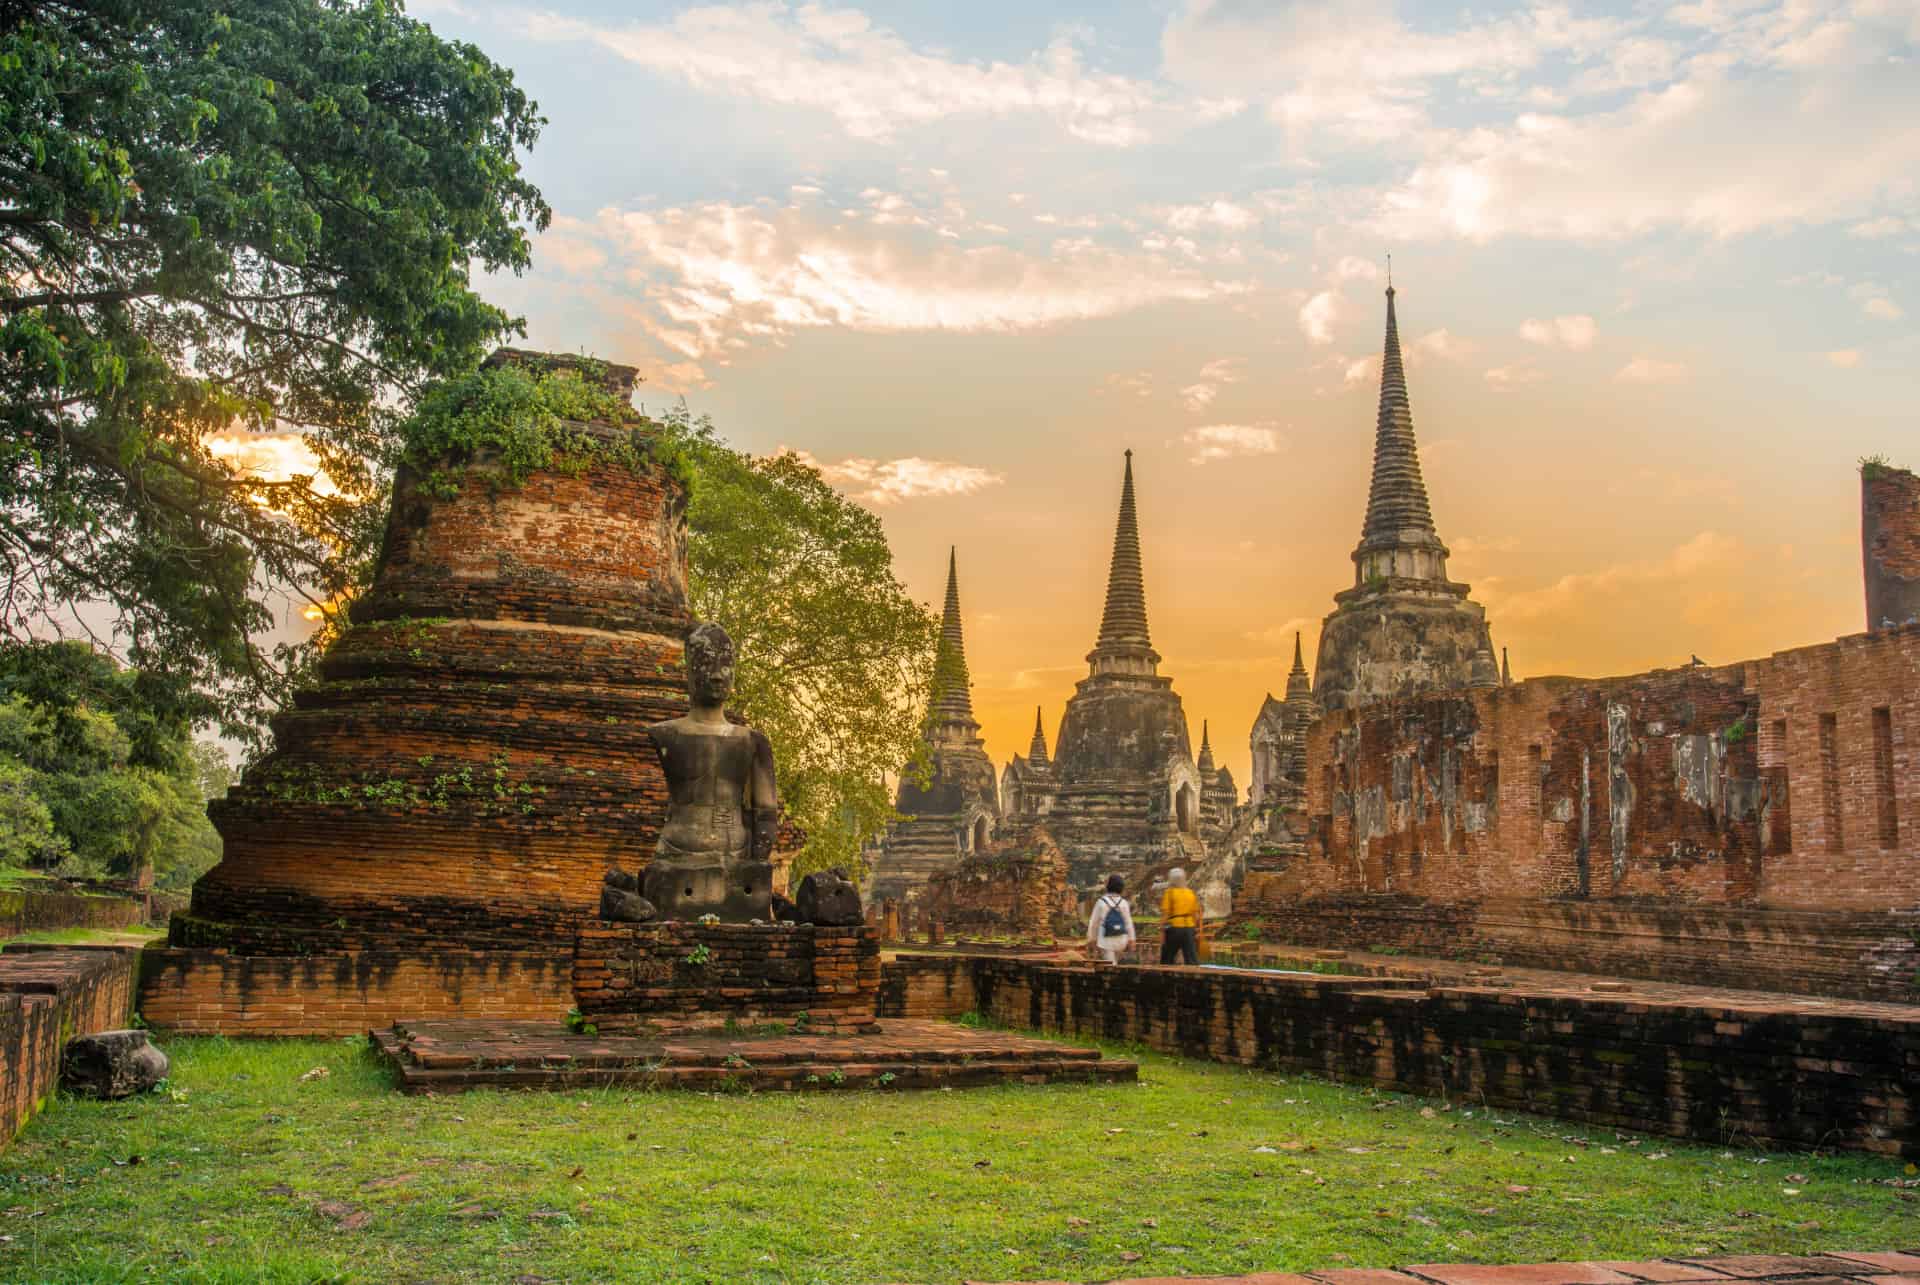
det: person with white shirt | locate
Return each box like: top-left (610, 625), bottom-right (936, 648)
top-left (1085, 873), bottom-right (1135, 964)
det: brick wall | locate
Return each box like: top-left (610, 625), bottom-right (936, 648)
top-left (1239, 623), bottom-right (1920, 1000)
top-left (0, 887), bottom-right (149, 937)
top-left (137, 947), bottom-right (574, 1036)
top-left (878, 954), bottom-right (1918, 1158)
top-left (1864, 464), bottom-right (1920, 631)
top-left (912, 826), bottom-right (1078, 939)
top-left (573, 923), bottom-right (879, 1032)
top-left (0, 949), bottom-right (137, 1143)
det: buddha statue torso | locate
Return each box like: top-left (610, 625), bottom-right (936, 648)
top-left (642, 717), bottom-right (776, 922)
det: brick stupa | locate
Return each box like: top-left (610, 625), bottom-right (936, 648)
top-left (144, 350), bottom-right (699, 1032)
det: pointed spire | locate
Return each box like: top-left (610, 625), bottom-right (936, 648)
top-left (1285, 631), bottom-right (1313, 703)
top-left (1088, 450), bottom-right (1160, 676)
top-left (928, 547), bottom-right (977, 730)
top-left (1501, 646), bottom-right (1512, 686)
top-left (1026, 706), bottom-right (1049, 765)
top-left (1359, 285), bottom-right (1440, 549)
top-left (1197, 720), bottom-right (1215, 773)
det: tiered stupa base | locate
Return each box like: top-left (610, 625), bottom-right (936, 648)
top-left (372, 1017), bottom-right (1137, 1094)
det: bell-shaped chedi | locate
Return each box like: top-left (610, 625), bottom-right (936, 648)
top-left (171, 350), bottom-right (694, 955)
top-left (1313, 285), bottom-right (1496, 712)
top-left (867, 549), bottom-right (999, 907)
top-left (1029, 451), bottom-right (1206, 889)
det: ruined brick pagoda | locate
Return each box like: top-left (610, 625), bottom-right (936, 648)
top-left (866, 549), bottom-right (1000, 908)
top-left (1312, 285), bottom-right (1499, 712)
top-left (144, 351), bottom-right (703, 1031)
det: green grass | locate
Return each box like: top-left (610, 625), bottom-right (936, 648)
top-left (0, 1035), bottom-right (1913, 1284)
top-left (0, 926), bottom-right (162, 949)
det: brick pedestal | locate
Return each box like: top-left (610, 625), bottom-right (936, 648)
top-left (572, 922), bottom-right (881, 1034)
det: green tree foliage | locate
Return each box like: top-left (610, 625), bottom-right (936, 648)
top-left (0, 639), bottom-right (221, 885)
top-left (0, 0), bottom-right (549, 742)
top-left (664, 414), bottom-right (938, 883)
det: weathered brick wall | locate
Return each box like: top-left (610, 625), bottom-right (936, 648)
top-left (0, 949), bottom-right (137, 1143)
top-left (912, 826), bottom-right (1077, 939)
top-left (880, 954), bottom-right (1919, 1158)
top-left (137, 947), bottom-right (574, 1036)
top-left (572, 923), bottom-right (880, 1031)
top-left (876, 954), bottom-right (977, 1019)
top-left (1241, 624), bottom-right (1919, 999)
top-left (1238, 898), bottom-right (1920, 1001)
top-left (1864, 464), bottom-right (1920, 631)
top-left (0, 887), bottom-right (149, 937)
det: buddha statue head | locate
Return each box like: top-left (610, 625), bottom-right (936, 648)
top-left (685, 622), bottom-right (735, 709)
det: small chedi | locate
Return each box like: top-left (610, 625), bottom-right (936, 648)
top-left (865, 550), bottom-right (1000, 908)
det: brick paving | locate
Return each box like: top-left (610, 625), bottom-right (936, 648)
top-left (980, 1249), bottom-right (1920, 1285)
top-left (372, 1016), bottom-right (1136, 1094)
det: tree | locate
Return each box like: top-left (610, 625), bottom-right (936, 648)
top-left (0, 638), bottom-right (222, 883)
top-left (664, 414), bottom-right (938, 882)
top-left (1, 0), bottom-right (548, 742)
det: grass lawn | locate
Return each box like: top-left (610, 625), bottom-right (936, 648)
top-left (0, 1032), bottom-right (1913, 1284)
top-left (1, 927), bottom-right (164, 949)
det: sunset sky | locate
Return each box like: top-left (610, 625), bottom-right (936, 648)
top-left (303, 0), bottom-right (1918, 784)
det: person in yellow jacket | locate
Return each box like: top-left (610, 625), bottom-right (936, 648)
top-left (1159, 868), bottom-right (1201, 966)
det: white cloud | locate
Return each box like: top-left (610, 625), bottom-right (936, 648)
top-left (778, 449), bottom-right (1004, 504)
top-left (1827, 348), bottom-right (1863, 368)
top-left (1616, 356), bottom-right (1689, 382)
top-left (1374, 6), bottom-right (1920, 242)
top-left (1180, 383), bottom-right (1218, 413)
top-left (1161, 0), bottom-right (1621, 151)
top-left (577, 203), bottom-right (1248, 362)
top-left (1183, 424), bottom-right (1282, 463)
top-left (1180, 356), bottom-right (1245, 412)
top-left (1298, 290), bottom-right (1343, 344)
top-left (1163, 201), bottom-right (1260, 232)
top-left (1342, 355), bottom-right (1377, 386)
top-left (1484, 363), bottom-right (1545, 390)
top-left (525, 4), bottom-right (1227, 147)
top-left (1850, 216), bottom-right (1911, 239)
top-left (1850, 281), bottom-right (1905, 320)
top-left (1334, 255), bottom-right (1382, 282)
top-left (1518, 314), bottom-right (1598, 350)
top-left (1408, 328), bottom-right (1476, 362)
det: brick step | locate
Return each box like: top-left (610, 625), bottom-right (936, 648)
top-left (371, 1018), bottom-right (1137, 1096)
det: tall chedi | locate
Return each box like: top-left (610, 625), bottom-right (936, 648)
top-left (866, 549), bottom-right (1000, 907)
top-left (1313, 283), bottom-right (1496, 712)
top-left (1030, 451), bottom-right (1209, 889)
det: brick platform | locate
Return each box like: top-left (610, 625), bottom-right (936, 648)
top-left (573, 922), bottom-right (882, 1034)
top-left (371, 1017), bottom-right (1136, 1094)
top-left (878, 954), bottom-right (1920, 1157)
top-left (0, 947), bottom-right (137, 1144)
top-left (986, 1248), bottom-right (1920, 1285)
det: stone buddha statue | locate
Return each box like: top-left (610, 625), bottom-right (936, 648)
top-left (639, 622), bottom-right (776, 922)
